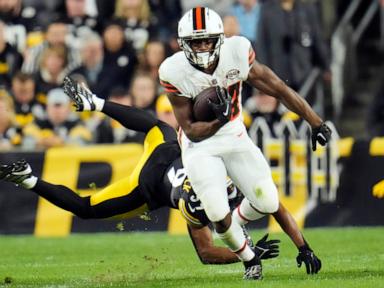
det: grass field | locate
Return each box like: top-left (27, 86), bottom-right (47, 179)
top-left (0, 227), bottom-right (383, 288)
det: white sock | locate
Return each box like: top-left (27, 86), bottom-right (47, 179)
top-left (217, 221), bottom-right (255, 262)
top-left (21, 176), bottom-right (38, 189)
top-left (93, 96), bottom-right (105, 111)
top-left (233, 199), bottom-right (266, 226)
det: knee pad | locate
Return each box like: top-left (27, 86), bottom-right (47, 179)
top-left (199, 194), bottom-right (230, 222)
top-left (204, 204), bottom-right (230, 222)
top-left (250, 178), bottom-right (279, 214)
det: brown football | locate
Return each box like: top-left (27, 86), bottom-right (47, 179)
top-left (193, 86), bottom-right (219, 122)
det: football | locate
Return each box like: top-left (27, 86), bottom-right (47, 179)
top-left (193, 86), bottom-right (219, 122)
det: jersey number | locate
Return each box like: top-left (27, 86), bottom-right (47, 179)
top-left (167, 167), bottom-right (187, 188)
top-left (188, 195), bottom-right (204, 212)
top-left (227, 81), bottom-right (241, 120)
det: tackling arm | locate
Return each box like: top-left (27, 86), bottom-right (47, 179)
top-left (167, 93), bottom-right (222, 142)
top-left (187, 224), bottom-right (280, 264)
top-left (187, 224), bottom-right (240, 264)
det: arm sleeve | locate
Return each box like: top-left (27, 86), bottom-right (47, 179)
top-left (102, 101), bottom-right (158, 133)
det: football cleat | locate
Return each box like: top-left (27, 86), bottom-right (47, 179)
top-left (0, 160), bottom-right (37, 189)
top-left (63, 76), bottom-right (100, 111)
top-left (243, 256), bottom-right (263, 280)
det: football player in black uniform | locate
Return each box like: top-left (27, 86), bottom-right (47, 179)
top-left (0, 77), bottom-right (321, 274)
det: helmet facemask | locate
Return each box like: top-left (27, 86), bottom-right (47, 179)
top-left (178, 34), bottom-right (224, 69)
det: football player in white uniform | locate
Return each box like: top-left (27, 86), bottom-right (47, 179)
top-left (159, 7), bottom-right (331, 280)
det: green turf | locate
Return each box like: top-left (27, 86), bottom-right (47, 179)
top-left (0, 227), bottom-right (383, 287)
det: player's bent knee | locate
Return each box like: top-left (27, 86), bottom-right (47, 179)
top-left (259, 196), bottom-right (279, 214)
top-left (203, 203), bottom-right (230, 223)
top-left (73, 196), bottom-right (97, 219)
top-left (251, 179), bottom-right (279, 214)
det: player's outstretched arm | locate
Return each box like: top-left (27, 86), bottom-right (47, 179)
top-left (63, 76), bottom-right (158, 133)
top-left (272, 203), bottom-right (322, 274)
top-left (246, 62), bottom-right (331, 151)
top-left (187, 225), bottom-right (279, 265)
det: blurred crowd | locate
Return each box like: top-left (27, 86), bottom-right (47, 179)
top-left (0, 0), bottom-right (344, 150)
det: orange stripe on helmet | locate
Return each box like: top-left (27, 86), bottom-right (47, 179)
top-left (196, 7), bottom-right (203, 30)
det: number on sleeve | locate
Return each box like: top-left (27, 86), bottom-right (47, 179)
top-left (227, 81), bottom-right (241, 120)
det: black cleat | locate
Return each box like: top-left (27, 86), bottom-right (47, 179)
top-left (63, 76), bottom-right (96, 111)
top-left (0, 160), bottom-right (34, 188)
top-left (243, 256), bottom-right (263, 280)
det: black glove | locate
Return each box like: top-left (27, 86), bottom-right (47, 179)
top-left (208, 86), bottom-right (232, 124)
top-left (253, 233), bottom-right (280, 260)
top-left (311, 122), bottom-right (332, 151)
top-left (296, 244), bottom-right (322, 274)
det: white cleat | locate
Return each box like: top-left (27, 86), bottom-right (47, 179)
top-left (0, 160), bottom-right (37, 189)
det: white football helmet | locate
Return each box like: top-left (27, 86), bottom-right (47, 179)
top-left (178, 7), bottom-right (224, 69)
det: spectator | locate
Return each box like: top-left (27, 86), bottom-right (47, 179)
top-left (23, 88), bottom-right (92, 149)
top-left (21, 0), bottom-right (63, 30)
top-left (95, 0), bottom-right (116, 19)
top-left (62, 0), bottom-right (101, 36)
top-left (180, 0), bottom-right (232, 17)
top-left (367, 82), bottom-right (384, 137)
top-left (155, 93), bottom-right (178, 130)
top-left (140, 40), bottom-right (166, 81)
top-left (256, 0), bottom-right (330, 91)
top-left (0, 89), bottom-right (22, 150)
top-left (230, 0), bottom-right (261, 47)
top-left (0, 0), bottom-right (37, 51)
top-left (223, 15), bottom-right (240, 38)
top-left (246, 88), bottom-right (302, 138)
top-left (95, 87), bottom-right (145, 143)
top-left (130, 72), bottom-right (157, 113)
top-left (245, 89), bottom-right (284, 137)
top-left (11, 72), bottom-right (45, 128)
top-left (148, 0), bottom-right (182, 41)
top-left (102, 21), bottom-right (137, 90)
top-left (22, 21), bottom-right (81, 75)
top-left (0, 21), bottom-right (23, 88)
top-left (35, 46), bottom-right (68, 104)
top-left (71, 32), bottom-right (128, 98)
top-left (114, 0), bottom-right (154, 52)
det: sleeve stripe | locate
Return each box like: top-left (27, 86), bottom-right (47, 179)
top-left (160, 80), bottom-right (175, 88)
top-left (164, 87), bottom-right (181, 93)
top-left (160, 80), bottom-right (181, 94)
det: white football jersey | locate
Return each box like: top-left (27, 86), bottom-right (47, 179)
top-left (159, 35), bottom-right (255, 137)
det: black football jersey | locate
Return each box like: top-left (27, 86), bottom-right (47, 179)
top-left (162, 158), bottom-right (243, 228)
